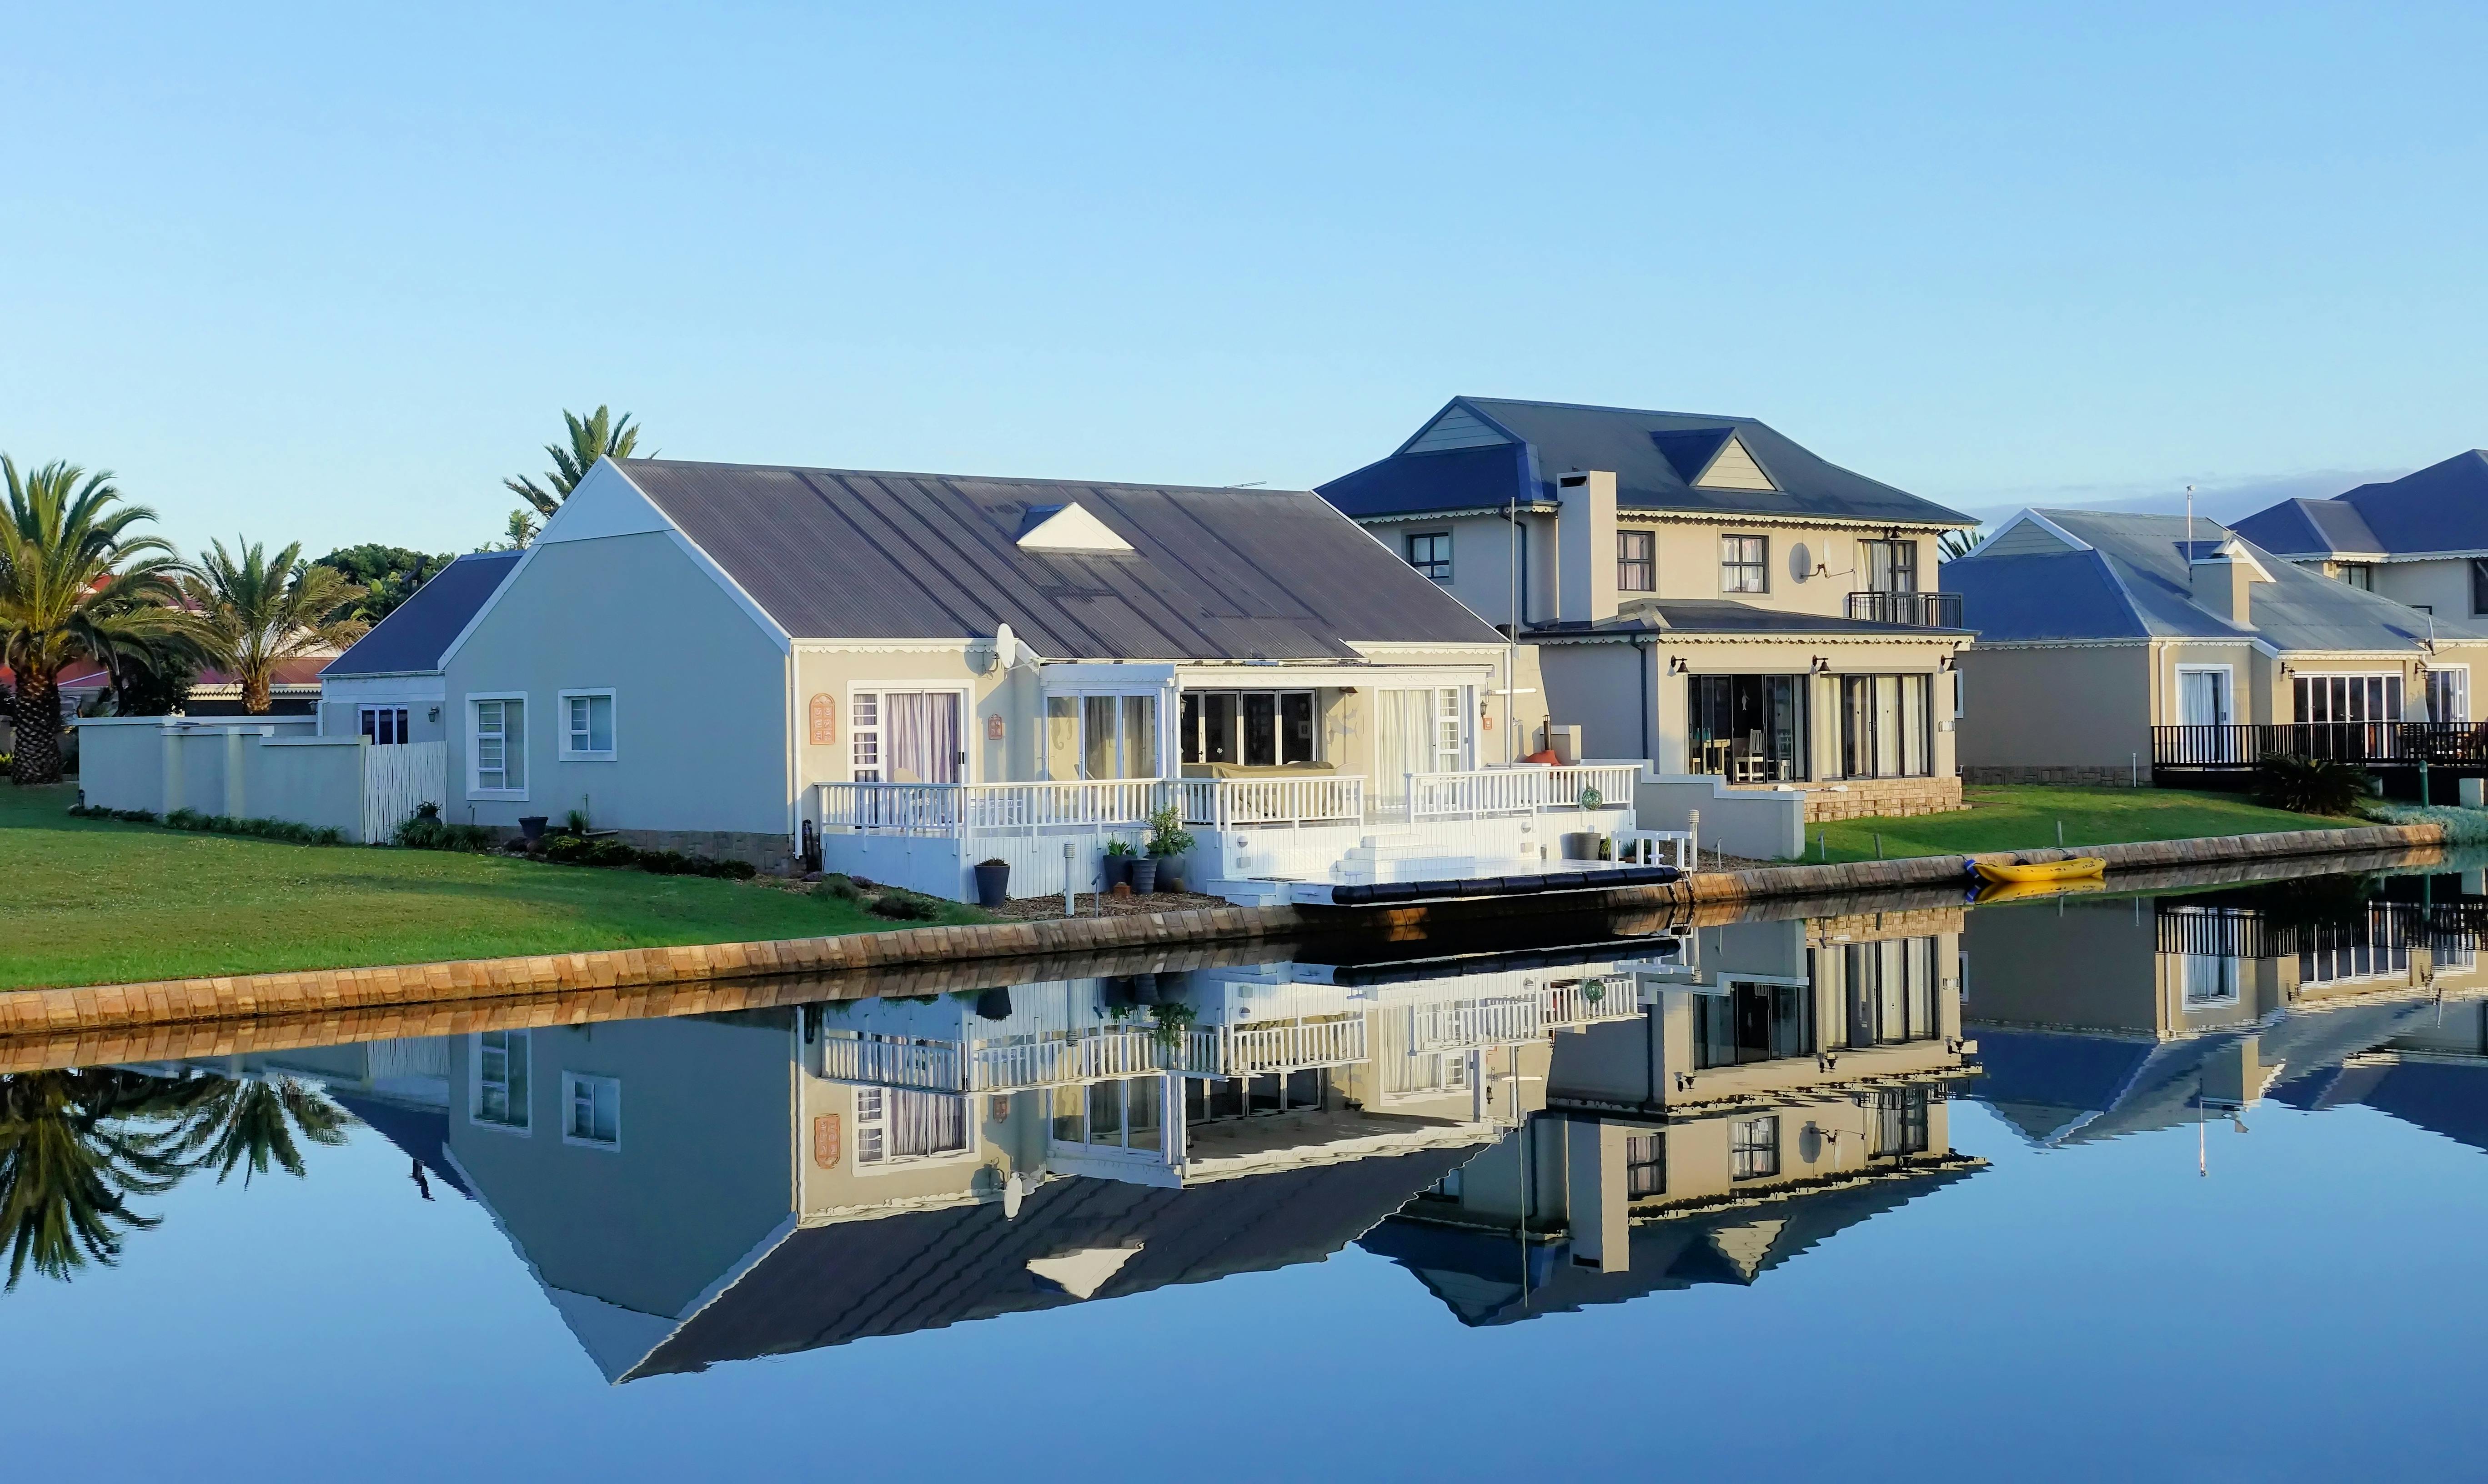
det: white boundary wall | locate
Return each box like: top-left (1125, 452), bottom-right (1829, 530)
top-left (72, 718), bottom-right (447, 844)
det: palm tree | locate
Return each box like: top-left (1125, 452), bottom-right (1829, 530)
top-left (0, 1070), bottom-right (194, 1289)
top-left (166, 1075), bottom-right (352, 1185)
top-left (1937, 529), bottom-right (1979, 561)
top-left (183, 539), bottom-right (368, 714)
top-left (504, 405), bottom-right (643, 518)
top-left (0, 458), bottom-right (198, 784)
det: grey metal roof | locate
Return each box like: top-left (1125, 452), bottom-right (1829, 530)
top-left (1948, 508), bottom-right (2485, 650)
top-left (321, 551), bottom-right (522, 677)
top-left (615, 460), bottom-right (1504, 660)
top-left (2229, 497), bottom-right (2386, 559)
top-left (1319, 396), bottom-right (1976, 527)
top-left (1526, 597), bottom-right (1969, 642)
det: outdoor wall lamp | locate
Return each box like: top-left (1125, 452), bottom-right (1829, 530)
top-left (1669, 655), bottom-right (1688, 675)
top-left (1811, 656), bottom-right (1831, 674)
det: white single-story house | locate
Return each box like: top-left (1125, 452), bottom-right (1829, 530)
top-left (439, 456), bottom-right (1660, 897)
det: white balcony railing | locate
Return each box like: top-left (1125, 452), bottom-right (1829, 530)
top-left (1404, 763), bottom-right (1643, 822)
top-left (1174, 775), bottom-right (1365, 829)
top-left (1405, 994), bottom-right (1545, 1053)
top-left (1542, 975), bottom-right (1645, 1030)
top-left (815, 778), bottom-right (1167, 837)
top-left (1217, 1016), bottom-right (1369, 1075)
top-left (819, 1033), bottom-right (966, 1091)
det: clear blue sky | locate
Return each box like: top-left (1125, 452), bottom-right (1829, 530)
top-left (6, 2), bottom-right (2483, 556)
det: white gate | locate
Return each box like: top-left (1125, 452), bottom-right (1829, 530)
top-left (363, 742), bottom-right (447, 844)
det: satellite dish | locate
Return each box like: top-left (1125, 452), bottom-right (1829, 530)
top-left (992, 622), bottom-right (1020, 671)
top-left (1788, 542), bottom-right (1812, 583)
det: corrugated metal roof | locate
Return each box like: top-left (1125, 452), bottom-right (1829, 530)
top-left (2230, 497), bottom-right (2386, 558)
top-left (1950, 508), bottom-right (2487, 650)
top-left (1319, 396), bottom-right (1976, 527)
top-left (323, 551), bottom-right (523, 677)
top-left (615, 461), bottom-right (1503, 660)
top-left (1527, 597), bottom-right (1970, 640)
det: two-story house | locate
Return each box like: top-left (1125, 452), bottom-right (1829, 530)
top-left (1319, 398), bottom-right (1978, 825)
top-left (2230, 451), bottom-right (2488, 617)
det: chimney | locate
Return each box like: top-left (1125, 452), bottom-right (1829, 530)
top-left (2188, 541), bottom-right (2257, 627)
top-left (1558, 470), bottom-right (1618, 623)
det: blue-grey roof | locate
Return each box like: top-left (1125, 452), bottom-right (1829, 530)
top-left (1318, 396), bottom-right (1976, 527)
top-left (1526, 597), bottom-right (1970, 640)
top-left (2234, 451), bottom-right (2488, 558)
top-left (321, 551), bottom-right (522, 678)
top-left (617, 460), bottom-right (1505, 661)
top-left (1948, 508), bottom-right (2483, 650)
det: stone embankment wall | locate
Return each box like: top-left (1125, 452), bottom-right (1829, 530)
top-left (1802, 776), bottom-right (1966, 822)
top-left (0, 822), bottom-right (2446, 1039)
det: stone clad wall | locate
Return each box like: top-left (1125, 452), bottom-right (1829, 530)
top-left (1803, 776), bottom-right (1965, 822)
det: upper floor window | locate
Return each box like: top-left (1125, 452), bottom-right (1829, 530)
top-left (2334, 562), bottom-right (2374, 591)
top-left (1626, 1133), bottom-right (1665, 1198)
top-left (2471, 559), bottom-right (2488, 617)
top-left (1616, 530), bottom-right (1655, 592)
top-left (1721, 535), bottom-right (1769, 594)
top-left (1407, 531), bottom-right (1452, 582)
top-left (1861, 538), bottom-right (1919, 594)
top-left (560, 689), bottom-right (615, 760)
top-left (1731, 1115), bottom-right (1780, 1180)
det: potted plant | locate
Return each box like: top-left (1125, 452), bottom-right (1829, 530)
top-left (1561, 786), bottom-right (1603, 861)
top-left (518, 814), bottom-right (549, 843)
top-left (1103, 838), bottom-right (1137, 892)
top-left (973, 856), bottom-right (1011, 908)
top-left (1143, 805), bottom-right (1197, 893)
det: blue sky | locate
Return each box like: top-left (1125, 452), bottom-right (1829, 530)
top-left (5, 2), bottom-right (2483, 556)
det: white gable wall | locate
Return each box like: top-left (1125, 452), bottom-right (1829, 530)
top-left (1695, 434), bottom-right (1777, 491)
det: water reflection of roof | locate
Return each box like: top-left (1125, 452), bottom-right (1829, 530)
top-left (623, 1144), bottom-right (1481, 1381)
top-left (1359, 1164), bottom-right (1978, 1327)
top-left (2273, 1057), bottom-right (2488, 1153)
top-left (325, 1094), bottom-right (472, 1199)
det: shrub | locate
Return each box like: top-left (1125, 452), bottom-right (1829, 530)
top-left (150, 807), bottom-right (346, 846)
top-left (544, 833), bottom-right (638, 868)
top-left (814, 873), bottom-right (866, 903)
top-left (868, 889), bottom-right (941, 921)
top-left (67, 804), bottom-right (160, 824)
top-left (1144, 804), bottom-right (1196, 859)
top-left (396, 815), bottom-right (499, 851)
top-left (2252, 752), bottom-right (2375, 816)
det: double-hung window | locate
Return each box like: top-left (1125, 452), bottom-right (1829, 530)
top-left (471, 1030), bottom-right (530, 1130)
top-left (1617, 530), bottom-right (1656, 593)
top-left (1406, 532), bottom-right (1452, 582)
top-left (1731, 1115), bottom-right (1780, 1180)
top-left (2472, 559), bottom-right (2488, 617)
top-left (854, 1086), bottom-right (969, 1166)
top-left (359, 706), bottom-right (410, 745)
top-left (1721, 535), bottom-right (1769, 594)
top-left (2429, 667), bottom-right (2471, 723)
top-left (563, 1073), bottom-right (620, 1149)
top-left (1626, 1133), bottom-right (1665, 1198)
top-left (470, 697), bottom-right (525, 797)
top-left (559, 689), bottom-right (616, 761)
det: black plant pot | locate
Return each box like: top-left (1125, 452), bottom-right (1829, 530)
top-left (1130, 858), bottom-right (1160, 894)
top-left (518, 815), bottom-right (548, 842)
top-left (973, 860), bottom-right (1011, 908)
top-left (1131, 972), bottom-right (1162, 1006)
top-left (1560, 831), bottom-right (1600, 861)
top-left (1103, 855), bottom-right (1133, 891)
top-left (974, 987), bottom-right (1014, 1022)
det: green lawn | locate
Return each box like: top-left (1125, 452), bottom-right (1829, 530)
top-left (0, 783), bottom-right (982, 991)
top-left (1801, 784), bottom-right (2360, 864)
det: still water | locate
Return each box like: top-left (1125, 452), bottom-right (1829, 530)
top-left (8, 857), bottom-right (2488, 1480)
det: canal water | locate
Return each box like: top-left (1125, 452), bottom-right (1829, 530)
top-left (7, 855), bottom-right (2486, 1480)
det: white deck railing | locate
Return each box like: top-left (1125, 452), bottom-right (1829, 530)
top-left (1216, 1016), bottom-right (1369, 1075)
top-left (815, 779), bottom-right (1166, 837)
top-left (1404, 763), bottom-right (1644, 822)
top-left (1405, 994), bottom-right (1545, 1053)
top-left (819, 1033), bottom-right (966, 1091)
top-left (1542, 976), bottom-right (1645, 1030)
top-left (1174, 775), bottom-right (1365, 828)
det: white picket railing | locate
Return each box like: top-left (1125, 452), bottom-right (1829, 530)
top-left (1405, 994), bottom-right (1545, 1053)
top-left (1174, 775), bottom-right (1365, 828)
top-left (819, 1033), bottom-right (966, 1091)
top-left (1404, 763), bottom-right (1643, 822)
top-left (1216, 1016), bottom-right (1368, 1075)
top-left (362, 741), bottom-right (446, 844)
top-left (815, 779), bottom-right (1165, 837)
top-left (1543, 976), bottom-right (1645, 1030)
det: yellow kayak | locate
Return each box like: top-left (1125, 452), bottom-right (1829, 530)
top-left (1975, 876), bottom-right (2109, 906)
top-left (1974, 856), bottom-right (2107, 885)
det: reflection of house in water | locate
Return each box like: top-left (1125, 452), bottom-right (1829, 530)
top-left (129, 1035), bottom-right (468, 1197)
top-left (1362, 910), bottom-right (1984, 1324)
top-left (1966, 877), bottom-right (2488, 1147)
top-left (422, 941), bottom-right (1670, 1380)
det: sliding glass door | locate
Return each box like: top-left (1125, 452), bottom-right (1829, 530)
top-left (1838, 675), bottom-right (1931, 778)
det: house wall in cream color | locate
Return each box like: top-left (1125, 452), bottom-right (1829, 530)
top-left (1956, 644), bottom-right (2152, 775)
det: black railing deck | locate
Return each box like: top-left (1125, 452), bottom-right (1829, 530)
top-left (1845, 590), bottom-right (1965, 627)
top-left (2151, 721), bottom-right (2488, 770)
top-left (2157, 901), bottom-right (2488, 959)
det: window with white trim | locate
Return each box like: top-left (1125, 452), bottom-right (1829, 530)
top-left (854, 1086), bottom-right (969, 1165)
top-left (2428, 667), bottom-right (2470, 723)
top-left (1406, 531), bottom-right (1452, 582)
top-left (471, 1030), bottom-right (529, 1130)
top-left (560, 689), bottom-right (615, 760)
top-left (1721, 534), bottom-right (1769, 594)
top-left (471, 697), bottom-right (525, 795)
top-left (1731, 1114), bottom-right (1779, 1180)
top-left (359, 706), bottom-right (410, 745)
top-left (563, 1072), bottom-right (620, 1148)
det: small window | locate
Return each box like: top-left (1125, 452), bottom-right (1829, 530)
top-left (2472, 559), bottom-right (2488, 618)
top-left (360, 706), bottom-right (410, 746)
top-left (560, 690), bottom-right (616, 760)
top-left (471, 697), bottom-right (525, 795)
top-left (563, 1072), bottom-right (620, 1149)
top-left (1721, 535), bottom-right (1769, 594)
top-left (2335, 562), bottom-right (2374, 591)
top-left (1626, 1133), bottom-right (1665, 1198)
top-left (1617, 530), bottom-right (1655, 593)
top-left (471, 1030), bottom-right (530, 1130)
top-left (1731, 1115), bottom-right (1779, 1180)
top-left (1407, 532), bottom-right (1452, 582)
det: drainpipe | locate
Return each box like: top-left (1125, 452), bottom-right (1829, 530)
top-left (1633, 634), bottom-right (1650, 762)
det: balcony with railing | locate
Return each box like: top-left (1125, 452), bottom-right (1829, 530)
top-left (2150, 721), bottom-right (2488, 772)
top-left (1845, 590), bottom-right (1965, 627)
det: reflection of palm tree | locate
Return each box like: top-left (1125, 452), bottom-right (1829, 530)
top-left (168, 1076), bottom-right (351, 1184)
top-left (0, 1071), bottom-right (192, 1290)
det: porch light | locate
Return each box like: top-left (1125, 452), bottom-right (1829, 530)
top-left (1669, 655), bottom-right (1687, 675)
top-left (1811, 656), bottom-right (1831, 675)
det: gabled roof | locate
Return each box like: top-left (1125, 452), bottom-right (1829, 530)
top-left (2228, 497), bottom-right (2386, 561)
top-left (1947, 507), bottom-right (2483, 650)
top-left (2233, 451), bottom-right (2488, 560)
top-left (323, 551), bottom-right (523, 679)
top-left (1319, 396), bottom-right (1975, 527)
top-left (596, 460), bottom-right (1504, 661)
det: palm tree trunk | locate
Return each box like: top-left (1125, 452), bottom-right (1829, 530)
top-left (242, 668), bottom-right (271, 715)
top-left (10, 667), bottom-right (63, 784)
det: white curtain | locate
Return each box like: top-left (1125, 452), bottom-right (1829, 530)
top-left (1375, 689), bottom-right (1432, 807)
top-left (886, 693), bottom-right (961, 784)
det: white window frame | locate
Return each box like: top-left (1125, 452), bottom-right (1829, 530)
top-left (848, 683), bottom-right (974, 784)
top-left (468, 1030), bottom-right (532, 1134)
top-left (2170, 664), bottom-right (2235, 725)
top-left (467, 691), bottom-right (529, 800)
top-left (359, 704), bottom-right (411, 746)
top-left (2428, 664), bottom-right (2471, 723)
top-left (851, 1083), bottom-right (975, 1173)
top-left (561, 1071), bottom-right (622, 1151)
top-left (557, 687), bottom-right (618, 762)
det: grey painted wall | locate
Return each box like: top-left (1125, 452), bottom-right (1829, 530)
top-left (1538, 641), bottom-right (1653, 762)
top-left (445, 531), bottom-right (790, 836)
top-left (1956, 645), bottom-right (2151, 772)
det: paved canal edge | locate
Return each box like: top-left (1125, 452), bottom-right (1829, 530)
top-left (0, 821), bottom-right (2447, 1038)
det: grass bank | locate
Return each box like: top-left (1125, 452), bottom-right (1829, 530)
top-left (0, 783), bottom-right (982, 991)
top-left (1803, 784), bottom-right (2362, 864)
